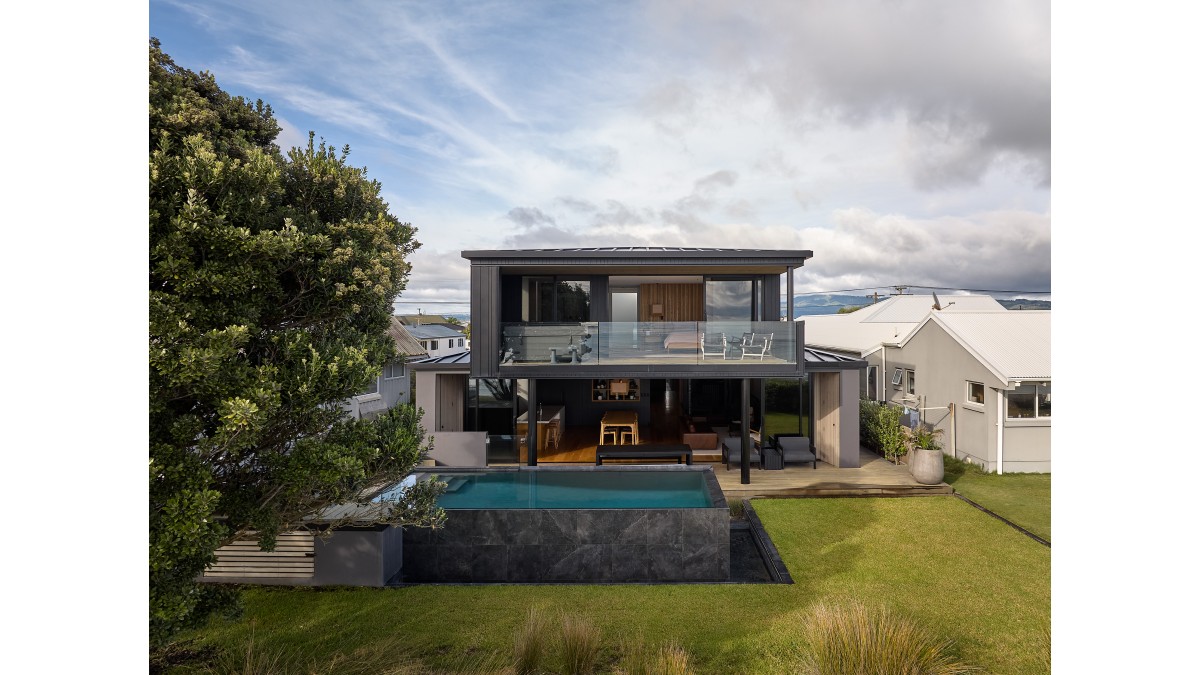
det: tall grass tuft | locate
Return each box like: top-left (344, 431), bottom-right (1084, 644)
top-left (559, 613), bottom-right (603, 675)
top-left (617, 637), bottom-right (694, 675)
top-left (802, 601), bottom-right (977, 675)
top-left (655, 641), bottom-right (695, 675)
top-left (514, 606), bottom-right (552, 675)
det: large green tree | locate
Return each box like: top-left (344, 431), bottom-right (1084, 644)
top-left (149, 39), bottom-right (443, 646)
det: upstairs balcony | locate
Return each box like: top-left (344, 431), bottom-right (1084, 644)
top-left (498, 321), bottom-right (802, 373)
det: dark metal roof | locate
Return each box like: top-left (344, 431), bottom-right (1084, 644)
top-left (803, 347), bottom-right (868, 370)
top-left (461, 247), bottom-right (813, 275)
top-left (409, 351), bottom-right (472, 369)
top-left (463, 247), bottom-right (812, 260)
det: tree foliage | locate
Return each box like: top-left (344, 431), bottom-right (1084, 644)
top-left (149, 38), bottom-right (443, 646)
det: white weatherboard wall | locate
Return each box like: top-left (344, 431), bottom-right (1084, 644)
top-left (890, 320), bottom-right (1050, 473)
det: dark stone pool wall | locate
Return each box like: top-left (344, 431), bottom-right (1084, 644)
top-left (401, 466), bottom-right (729, 583)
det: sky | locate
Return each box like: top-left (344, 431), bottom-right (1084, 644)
top-left (149, 0), bottom-right (1051, 312)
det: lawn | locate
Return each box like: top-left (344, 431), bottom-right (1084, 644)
top-left (167, 497), bottom-right (1049, 674)
top-left (943, 456), bottom-right (1051, 541)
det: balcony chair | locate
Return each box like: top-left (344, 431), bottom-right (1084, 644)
top-left (722, 436), bottom-right (761, 471)
top-left (771, 434), bottom-right (817, 469)
top-left (700, 332), bottom-right (728, 360)
top-left (741, 333), bottom-right (773, 360)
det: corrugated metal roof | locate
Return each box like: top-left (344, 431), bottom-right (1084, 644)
top-left (803, 347), bottom-right (866, 366)
top-left (799, 295), bottom-right (1006, 355)
top-left (914, 311), bottom-right (1051, 382)
top-left (406, 324), bottom-right (468, 339)
top-left (410, 351), bottom-right (472, 366)
top-left (856, 294), bottom-right (1005, 323)
top-left (387, 318), bottom-right (427, 357)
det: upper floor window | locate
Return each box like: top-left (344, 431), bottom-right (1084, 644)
top-left (966, 381), bottom-right (985, 405)
top-left (1008, 382), bottom-right (1051, 419)
top-left (528, 278), bottom-right (591, 322)
top-left (430, 339), bottom-right (439, 350)
top-left (891, 368), bottom-right (903, 387)
top-left (458, 338), bottom-right (464, 347)
top-left (905, 369), bottom-right (916, 396)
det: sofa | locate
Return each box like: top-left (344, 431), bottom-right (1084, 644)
top-left (680, 417), bottom-right (720, 452)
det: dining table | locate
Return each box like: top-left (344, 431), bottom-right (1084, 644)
top-left (599, 410), bottom-right (639, 446)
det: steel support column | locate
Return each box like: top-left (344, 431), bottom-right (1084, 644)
top-left (527, 379), bottom-right (538, 466)
top-left (741, 377), bottom-right (751, 485)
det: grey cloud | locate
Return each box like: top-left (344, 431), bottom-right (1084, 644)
top-left (555, 196), bottom-right (598, 213)
top-left (506, 206), bottom-right (557, 227)
top-left (647, 0), bottom-right (1050, 189)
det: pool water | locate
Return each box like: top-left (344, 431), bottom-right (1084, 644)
top-left (399, 471), bottom-right (713, 509)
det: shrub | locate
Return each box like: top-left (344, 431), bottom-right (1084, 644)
top-left (859, 399), bottom-right (908, 462)
top-left (801, 601), bottom-right (976, 675)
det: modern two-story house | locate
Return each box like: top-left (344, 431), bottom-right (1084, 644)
top-left (411, 247), bottom-right (866, 482)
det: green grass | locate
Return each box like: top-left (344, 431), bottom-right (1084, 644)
top-left (763, 411), bottom-right (806, 438)
top-left (168, 497), bottom-right (1048, 674)
top-left (944, 455), bottom-right (1051, 541)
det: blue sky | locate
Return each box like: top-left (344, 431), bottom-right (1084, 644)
top-left (149, 0), bottom-right (1051, 312)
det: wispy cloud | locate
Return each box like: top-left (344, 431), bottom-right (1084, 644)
top-left (151, 0), bottom-right (1051, 301)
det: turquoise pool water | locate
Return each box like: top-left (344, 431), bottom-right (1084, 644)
top-left (390, 471), bottom-right (712, 509)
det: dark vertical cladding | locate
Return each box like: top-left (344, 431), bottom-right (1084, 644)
top-left (763, 275), bottom-right (780, 321)
top-left (589, 275), bottom-right (609, 322)
top-left (471, 265), bottom-right (500, 378)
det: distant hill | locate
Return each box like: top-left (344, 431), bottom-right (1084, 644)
top-left (996, 298), bottom-right (1051, 310)
top-left (784, 294), bottom-right (1050, 316)
top-left (785, 295), bottom-right (878, 316)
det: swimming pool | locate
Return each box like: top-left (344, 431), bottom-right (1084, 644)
top-left (392, 470), bottom-right (713, 509)
top-left (400, 466), bottom-right (729, 583)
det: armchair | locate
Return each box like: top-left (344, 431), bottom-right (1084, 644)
top-left (700, 332), bottom-right (727, 360)
top-left (771, 434), bottom-right (817, 469)
top-left (741, 333), bottom-right (773, 360)
top-left (722, 436), bottom-right (761, 471)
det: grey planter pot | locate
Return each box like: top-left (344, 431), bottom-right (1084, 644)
top-left (910, 449), bottom-right (945, 485)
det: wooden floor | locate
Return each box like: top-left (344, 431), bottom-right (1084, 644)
top-left (507, 425), bottom-right (951, 497)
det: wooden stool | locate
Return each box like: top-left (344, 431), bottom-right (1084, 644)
top-left (620, 428), bottom-right (635, 445)
top-left (601, 429), bottom-right (618, 445)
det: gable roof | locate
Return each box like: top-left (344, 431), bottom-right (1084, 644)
top-left (387, 318), bottom-right (428, 357)
top-left (900, 311), bottom-right (1051, 384)
top-left (800, 294), bottom-right (1006, 355)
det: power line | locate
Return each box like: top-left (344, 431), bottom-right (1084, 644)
top-left (791, 285), bottom-right (1050, 296)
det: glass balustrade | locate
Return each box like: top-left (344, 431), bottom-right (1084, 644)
top-left (498, 321), bottom-right (798, 367)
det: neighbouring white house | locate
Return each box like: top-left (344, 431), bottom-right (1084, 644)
top-left (342, 317), bottom-right (427, 421)
top-left (406, 323), bottom-right (469, 359)
top-left (802, 295), bottom-right (1050, 473)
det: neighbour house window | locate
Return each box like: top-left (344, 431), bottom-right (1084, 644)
top-left (430, 339), bottom-right (439, 350)
top-left (363, 375), bottom-right (379, 395)
top-left (458, 338), bottom-right (464, 347)
top-left (891, 368), bottom-right (904, 386)
top-left (385, 362), bottom-right (404, 379)
top-left (866, 366), bottom-right (878, 400)
top-left (1008, 382), bottom-right (1051, 419)
top-left (967, 381), bottom-right (985, 405)
top-left (905, 369), bottom-right (916, 396)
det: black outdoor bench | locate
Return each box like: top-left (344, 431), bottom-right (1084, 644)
top-left (595, 444), bottom-right (693, 465)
